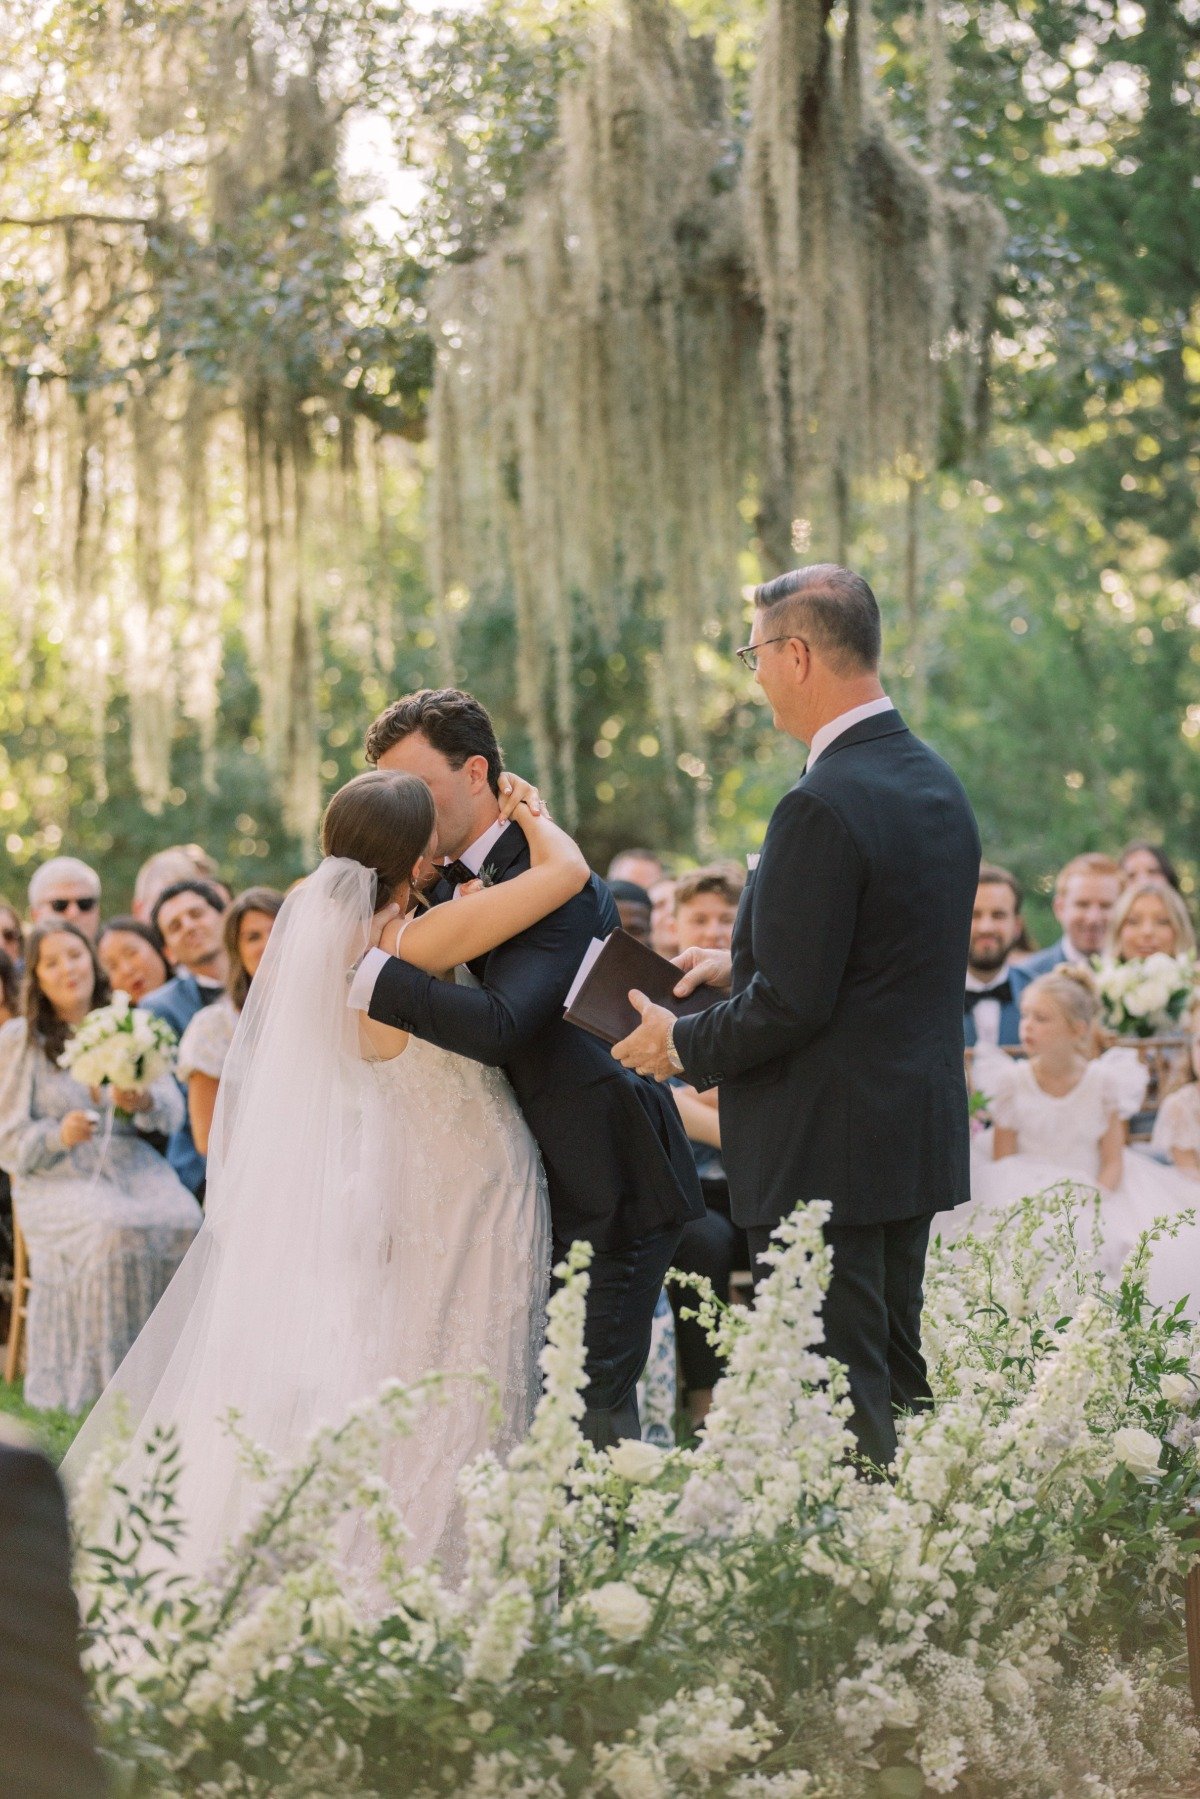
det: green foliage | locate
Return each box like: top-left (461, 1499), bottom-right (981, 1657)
top-left (0, 1378), bottom-right (87, 1463)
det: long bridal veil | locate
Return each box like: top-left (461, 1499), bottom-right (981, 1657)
top-left (63, 857), bottom-right (396, 1567)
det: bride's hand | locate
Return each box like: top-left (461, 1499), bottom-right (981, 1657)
top-left (498, 772), bottom-right (547, 821)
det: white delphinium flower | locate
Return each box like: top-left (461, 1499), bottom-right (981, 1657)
top-left (591, 1742), bottom-right (667, 1799)
top-left (462, 1579), bottom-right (535, 1686)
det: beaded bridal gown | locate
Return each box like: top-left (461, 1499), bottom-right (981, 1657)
top-left (937, 1048), bottom-right (1200, 1315)
top-left (64, 859), bottom-right (549, 1582)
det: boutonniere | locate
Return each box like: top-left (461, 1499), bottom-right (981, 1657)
top-left (479, 862), bottom-right (499, 888)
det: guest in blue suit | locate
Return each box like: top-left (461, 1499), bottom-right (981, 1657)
top-left (142, 878), bottom-right (229, 1200)
top-left (965, 863), bottom-right (1031, 1049)
top-left (1016, 853), bottom-right (1123, 981)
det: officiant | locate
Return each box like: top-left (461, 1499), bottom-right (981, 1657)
top-left (612, 564), bottom-right (980, 1467)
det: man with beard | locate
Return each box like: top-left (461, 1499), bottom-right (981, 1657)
top-left (964, 863), bottom-right (1030, 1049)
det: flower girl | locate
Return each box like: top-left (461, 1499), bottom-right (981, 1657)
top-left (1151, 1002), bottom-right (1200, 1181)
top-left (940, 966), bottom-right (1200, 1312)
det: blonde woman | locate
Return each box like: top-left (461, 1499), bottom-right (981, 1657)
top-left (1106, 877), bottom-right (1196, 962)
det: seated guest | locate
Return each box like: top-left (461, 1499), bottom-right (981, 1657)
top-left (1120, 840), bottom-right (1181, 892)
top-left (665, 867), bottom-right (749, 1429)
top-left (0, 949), bottom-right (17, 1028)
top-left (0, 1425), bottom-right (103, 1797)
top-left (649, 877), bottom-right (679, 958)
top-left (0, 924), bottom-right (201, 1411)
top-left (608, 879), bottom-right (653, 946)
top-left (132, 844), bottom-right (228, 923)
top-left (177, 887), bottom-right (284, 1156)
top-left (1151, 1000), bottom-right (1200, 1178)
top-left (1107, 876), bottom-right (1196, 962)
top-left (97, 916), bottom-right (170, 1004)
top-left (27, 858), bottom-right (101, 943)
top-left (0, 898), bottom-right (24, 973)
top-left (1017, 853), bottom-right (1123, 977)
top-left (607, 848), bottom-right (665, 892)
top-left (673, 863), bottom-right (744, 953)
top-left (143, 879), bottom-right (230, 1198)
top-left (965, 863), bottom-right (1030, 1049)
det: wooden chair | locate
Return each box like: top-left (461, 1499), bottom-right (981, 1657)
top-left (3, 1214), bottom-right (29, 1385)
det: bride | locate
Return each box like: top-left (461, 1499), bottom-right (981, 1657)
top-left (64, 768), bottom-right (589, 1579)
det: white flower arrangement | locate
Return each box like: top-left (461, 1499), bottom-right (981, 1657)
top-left (72, 1196), bottom-right (1200, 1798)
top-left (1092, 949), bottom-right (1197, 1038)
top-left (58, 991), bottom-right (177, 1098)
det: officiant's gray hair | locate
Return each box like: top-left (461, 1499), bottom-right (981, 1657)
top-left (754, 564), bottom-right (880, 675)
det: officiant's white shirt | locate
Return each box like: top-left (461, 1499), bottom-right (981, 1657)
top-left (805, 695), bottom-right (895, 771)
top-left (347, 815), bottom-right (510, 1012)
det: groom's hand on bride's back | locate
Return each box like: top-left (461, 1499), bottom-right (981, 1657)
top-left (671, 946), bottom-right (733, 998)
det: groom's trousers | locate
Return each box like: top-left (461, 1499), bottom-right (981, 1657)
top-left (553, 1224), bottom-right (683, 1449)
top-left (746, 1212), bottom-right (933, 1469)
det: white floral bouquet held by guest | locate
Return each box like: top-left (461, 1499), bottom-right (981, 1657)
top-left (1092, 950), bottom-right (1197, 1037)
top-left (58, 992), bottom-right (177, 1114)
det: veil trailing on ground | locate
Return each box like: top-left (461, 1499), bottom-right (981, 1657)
top-left (63, 857), bottom-right (394, 1567)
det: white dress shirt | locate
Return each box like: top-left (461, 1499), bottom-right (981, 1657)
top-left (965, 965), bottom-right (1012, 1050)
top-left (805, 695), bottom-right (895, 770)
top-left (347, 816), bottom-right (510, 1013)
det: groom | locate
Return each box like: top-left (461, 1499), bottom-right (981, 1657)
top-left (613, 565), bottom-right (980, 1466)
top-left (347, 688), bottom-right (705, 1447)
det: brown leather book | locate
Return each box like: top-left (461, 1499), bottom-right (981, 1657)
top-left (563, 929), bottom-right (717, 1046)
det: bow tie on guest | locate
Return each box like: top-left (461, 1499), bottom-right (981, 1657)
top-left (964, 978), bottom-right (1013, 1015)
top-left (438, 859), bottom-right (477, 890)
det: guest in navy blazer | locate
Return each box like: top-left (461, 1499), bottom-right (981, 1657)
top-left (1016, 853), bottom-right (1123, 980)
top-left (964, 863), bottom-right (1032, 1050)
top-left (142, 878), bottom-right (230, 1198)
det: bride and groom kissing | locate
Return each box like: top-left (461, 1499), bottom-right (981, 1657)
top-left (67, 686), bottom-right (706, 1573)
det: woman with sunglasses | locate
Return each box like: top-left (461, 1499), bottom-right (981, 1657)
top-left (0, 922), bottom-right (201, 1410)
top-left (27, 858), bottom-right (102, 943)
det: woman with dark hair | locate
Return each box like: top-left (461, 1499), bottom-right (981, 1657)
top-left (177, 887), bottom-right (285, 1155)
top-left (97, 916), bottom-right (170, 1003)
top-left (67, 769), bottom-right (590, 1577)
top-left (0, 923), bottom-right (201, 1410)
top-left (0, 948), bottom-right (18, 1028)
top-left (0, 899), bottom-right (23, 973)
top-left (1120, 840), bottom-right (1181, 892)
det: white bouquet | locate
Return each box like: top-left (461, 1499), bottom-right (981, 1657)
top-left (59, 992), bottom-right (178, 1105)
top-left (1092, 950), bottom-right (1197, 1038)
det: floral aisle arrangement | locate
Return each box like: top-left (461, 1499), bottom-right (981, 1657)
top-left (74, 1194), bottom-right (1200, 1799)
top-left (1092, 951), bottom-right (1197, 1038)
top-left (59, 992), bottom-right (177, 1106)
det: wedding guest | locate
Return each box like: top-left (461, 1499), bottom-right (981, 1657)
top-left (143, 879), bottom-right (230, 1198)
top-left (608, 848), bottom-right (665, 892)
top-left (0, 949), bottom-right (18, 1027)
top-left (674, 863), bottom-right (744, 953)
top-left (609, 879), bottom-right (653, 946)
top-left (97, 917), bottom-right (170, 1004)
top-left (0, 924), bottom-right (200, 1410)
top-left (132, 844), bottom-right (227, 923)
top-left (649, 877), bottom-right (679, 958)
top-left (666, 865), bottom-right (749, 1428)
top-left (965, 863), bottom-right (1030, 1049)
top-left (27, 858), bottom-right (101, 943)
top-left (1150, 1003), bottom-right (1200, 1178)
top-left (177, 886), bottom-right (284, 1157)
top-left (0, 897), bottom-right (24, 971)
top-left (0, 1427), bottom-right (103, 1797)
top-left (1017, 853), bottom-right (1123, 978)
top-left (1106, 876), bottom-right (1196, 962)
top-left (1120, 840), bottom-right (1181, 891)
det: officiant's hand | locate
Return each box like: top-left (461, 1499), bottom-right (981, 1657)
top-left (497, 772), bottom-right (547, 820)
top-left (671, 946), bottom-right (733, 997)
top-left (611, 992), bottom-right (676, 1082)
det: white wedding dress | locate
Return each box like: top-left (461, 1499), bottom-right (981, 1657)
top-left (64, 859), bottom-right (550, 1582)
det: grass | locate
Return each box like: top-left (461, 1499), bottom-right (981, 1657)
top-left (0, 1377), bottom-right (88, 1464)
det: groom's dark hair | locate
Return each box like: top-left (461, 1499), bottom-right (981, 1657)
top-left (754, 564), bottom-right (881, 674)
top-left (364, 689), bottom-right (504, 796)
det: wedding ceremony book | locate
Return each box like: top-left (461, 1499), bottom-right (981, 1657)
top-left (563, 929), bottom-right (715, 1046)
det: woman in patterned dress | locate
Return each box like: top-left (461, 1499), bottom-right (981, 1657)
top-left (0, 923), bottom-right (201, 1411)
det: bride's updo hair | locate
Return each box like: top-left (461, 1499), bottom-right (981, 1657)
top-left (320, 771), bottom-right (436, 912)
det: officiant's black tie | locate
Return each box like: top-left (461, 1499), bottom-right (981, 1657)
top-left (964, 979), bottom-right (1013, 1015)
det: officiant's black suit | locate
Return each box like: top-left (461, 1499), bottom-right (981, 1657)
top-left (674, 709), bottom-right (980, 1464)
top-left (366, 824), bottom-right (704, 1444)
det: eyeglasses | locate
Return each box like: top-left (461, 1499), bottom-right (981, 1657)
top-left (47, 896), bottom-right (98, 915)
top-left (734, 634), bottom-right (807, 673)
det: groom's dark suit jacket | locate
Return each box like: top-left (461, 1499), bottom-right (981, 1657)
top-left (367, 825), bottom-right (704, 1252)
top-left (675, 710), bottom-right (981, 1232)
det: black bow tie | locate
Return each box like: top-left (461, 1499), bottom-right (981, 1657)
top-left (965, 979), bottom-right (1012, 1014)
top-left (439, 859), bottom-right (476, 890)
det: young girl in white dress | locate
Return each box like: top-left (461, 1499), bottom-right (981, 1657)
top-left (1151, 1003), bottom-right (1200, 1181)
top-left (941, 966), bottom-right (1200, 1313)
